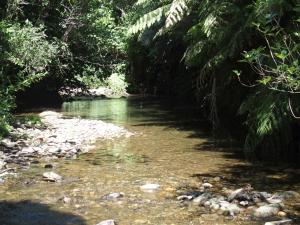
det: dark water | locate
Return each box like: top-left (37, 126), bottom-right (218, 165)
top-left (0, 98), bottom-right (299, 225)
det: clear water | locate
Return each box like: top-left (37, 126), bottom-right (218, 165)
top-left (0, 98), bottom-right (299, 225)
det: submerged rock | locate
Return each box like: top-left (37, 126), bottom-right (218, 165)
top-left (220, 201), bottom-right (243, 216)
top-left (177, 195), bottom-right (193, 201)
top-left (140, 183), bottom-right (160, 191)
top-left (254, 204), bottom-right (282, 218)
top-left (202, 183), bottom-right (213, 189)
top-left (193, 193), bottom-right (212, 205)
top-left (42, 171), bottom-right (62, 182)
top-left (264, 219), bottom-right (292, 225)
top-left (274, 191), bottom-right (300, 200)
top-left (102, 192), bottom-right (124, 200)
top-left (96, 220), bottom-right (117, 225)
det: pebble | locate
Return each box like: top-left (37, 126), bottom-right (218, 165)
top-left (213, 177), bottom-right (221, 182)
top-left (264, 219), bottom-right (292, 225)
top-left (239, 201), bottom-right (249, 206)
top-left (62, 196), bottom-right (71, 204)
top-left (177, 195), bottom-right (193, 201)
top-left (277, 211), bottom-right (287, 217)
top-left (193, 193), bottom-right (212, 205)
top-left (42, 171), bottom-right (62, 182)
top-left (202, 183), bottom-right (213, 189)
top-left (140, 183), bottom-right (160, 191)
top-left (96, 220), bottom-right (116, 225)
top-left (103, 192), bottom-right (124, 200)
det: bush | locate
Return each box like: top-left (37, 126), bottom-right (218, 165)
top-left (106, 73), bottom-right (128, 97)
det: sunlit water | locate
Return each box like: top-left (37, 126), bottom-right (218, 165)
top-left (0, 98), bottom-right (299, 225)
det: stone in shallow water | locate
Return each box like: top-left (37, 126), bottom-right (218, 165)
top-left (274, 191), bottom-right (300, 200)
top-left (96, 220), bottom-right (116, 225)
top-left (202, 182), bottom-right (213, 189)
top-left (102, 192), bottom-right (124, 200)
top-left (254, 204), bottom-right (281, 218)
top-left (264, 219), bottom-right (292, 225)
top-left (140, 183), bottom-right (160, 191)
top-left (42, 171), bottom-right (62, 182)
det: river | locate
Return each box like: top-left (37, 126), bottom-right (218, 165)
top-left (0, 98), bottom-right (299, 225)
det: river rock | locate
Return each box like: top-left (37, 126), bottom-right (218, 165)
top-left (43, 171), bottom-right (62, 182)
top-left (264, 219), bottom-right (292, 225)
top-left (177, 195), bottom-right (193, 201)
top-left (193, 193), bottom-right (212, 205)
top-left (239, 201), bottom-right (249, 206)
top-left (103, 192), bottom-right (124, 200)
top-left (140, 183), bottom-right (160, 191)
top-left (0, 160), bottom-right (6, 170)
top-left (20, 147), bottom-right (35, 154)
top-left (254, 204), bottom-right (281, 218)
top-left (220, 202), bottom-right (242, 216)
top-left (0, 139), bottom-right (16, 148)
top-left (228, 188), bottom-right (244, 202)
top-left (96, 219), bottom-right (116, 225)
top-left (202, 183), bottom-right (213, 189)
top-left (274, 191), bottom-right (300, 200)
top-left (213, 176), bottom-right (221, 182)
top-left (277, 211), bottom-right (287, 217)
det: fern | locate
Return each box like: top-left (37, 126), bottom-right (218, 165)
top-left (129, 5), bottom-right (169, 34)
top-left (239, 88), bottom-right (292, 159)
top-left (165, 0), bottom-right (189, 28)
top-left (135, 0), bottom-right (152, 6)
top-left (130, 0), bottom-right (190, 35)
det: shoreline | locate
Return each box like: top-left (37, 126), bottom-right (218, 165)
top-left (0, 111), bottom-right (133, 179)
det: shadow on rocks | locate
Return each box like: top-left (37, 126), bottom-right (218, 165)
top-left (0, 200), bottom-right (86, 225)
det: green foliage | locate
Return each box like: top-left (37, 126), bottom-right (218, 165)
top-left (75, 66), bottom-right (105, 89)
top-left (105, 73), bottom-right (128, 97)
top-left (128, 0), bottom-right (300, 161)
top-left (14, 115), bottom-right (45, 129)
top-left (238, 89), bottom-right (292, 160)
top-left (3, 20), bottom-right (59, 91)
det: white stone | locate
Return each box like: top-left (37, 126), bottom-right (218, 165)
top-left (254, 204), bottom-right (281, 218)
top-left (96, 220), bottom-right (116, 225)
top-left (265, 219), bottom-right (292, 225)
top-left (140, 183), bottom-right (160, 191)
top-left (43, 172), bottom-right (62, 182)
top-left (202, 182), bottom-right (213, 188)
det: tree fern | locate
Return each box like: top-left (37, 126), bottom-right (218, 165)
top-left (165, 0), bottom-right (189, 28)
top-left (129, 5), bottom-right (169, 34)
top-left (129, 0), bottom-right (190, 35)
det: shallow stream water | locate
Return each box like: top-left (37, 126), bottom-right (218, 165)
top-left (0, 98), bottom-right (299, 225)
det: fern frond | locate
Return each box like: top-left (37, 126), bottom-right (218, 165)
top-left (165, 0), bottom-right (189, 28)
top-left (129, 5), bottom-right (170, 34)
top-left (135, 0), bottom-right (151, 6)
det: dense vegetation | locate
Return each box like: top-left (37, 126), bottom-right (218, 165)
top-left (1, 0), bottom-right (300, 163)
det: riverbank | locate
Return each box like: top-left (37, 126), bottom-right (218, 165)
top-left (0, 111), bottom-right (133, 179)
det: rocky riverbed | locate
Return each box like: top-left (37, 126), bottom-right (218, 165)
top-left (176, 176), bottom-right (299, 225)
top-left (0, 111), bottom-right (133, 179)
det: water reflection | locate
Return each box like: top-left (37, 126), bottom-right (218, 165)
top-left (62, 99), bottom-right (128, 124)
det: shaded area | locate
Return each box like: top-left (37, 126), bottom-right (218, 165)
top-left (0, 200), bottom-right (86, 225)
